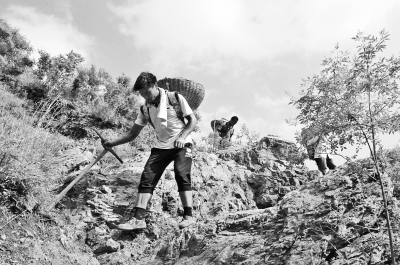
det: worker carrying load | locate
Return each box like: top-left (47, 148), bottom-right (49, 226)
top-left (103, 72), bottom-right (205, 230)
top-left (211, 116), bottom-right (239, 147)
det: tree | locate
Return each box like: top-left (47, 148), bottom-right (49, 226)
top-left (35, 50), bottom-right (51, 80)
top-left (34, 50), bottom-right (84, 128)
top-left (0, 19), bottom-right (33, 83)
top-left (116, 73), bottom-right (132, 89)
top-left (290, 30), bottom-right (400, 264)
top-left (36, 50), bottom-right (84, 97)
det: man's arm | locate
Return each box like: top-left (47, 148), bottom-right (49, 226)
top-left (211, 120), bottom-right (221, 132)
top-left (104, 123), bottom-right (144, 147)
top-left (215, 120), bottom-right (223, 132)
top-left (174, 113), bottom-right (197, 148)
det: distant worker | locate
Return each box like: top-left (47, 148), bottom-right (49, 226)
top-left (211, 116), bottom-right (239, 147)
top-left (305, 132), bottom-right (336, 175)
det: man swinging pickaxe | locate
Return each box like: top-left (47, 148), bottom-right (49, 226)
top-left (45, 129), bottom-right (123, 212)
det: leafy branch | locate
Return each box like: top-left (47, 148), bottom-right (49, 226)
top-left (290, 30), bottom-right (400, 264)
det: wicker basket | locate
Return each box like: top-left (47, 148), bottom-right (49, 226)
top-left (157, 77), bottom-right (205, 110)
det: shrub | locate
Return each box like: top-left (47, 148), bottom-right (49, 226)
top-left (0, 85), bottom-right (74, 212)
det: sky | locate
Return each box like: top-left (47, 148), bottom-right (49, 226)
top-left (2, 0), bottom-right (400, 166)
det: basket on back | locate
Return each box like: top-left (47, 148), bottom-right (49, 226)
top-left (157, 77), bottom-right (205, 110)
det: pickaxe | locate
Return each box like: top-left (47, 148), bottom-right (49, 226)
top-left (45, 129), bottom-right (123, 211)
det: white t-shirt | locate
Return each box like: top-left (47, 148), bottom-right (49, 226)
top-left (307, 135), bottom-right (328, 159)
top-left (135, 88), bottom-right (193, 149)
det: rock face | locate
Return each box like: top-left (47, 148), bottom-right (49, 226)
top-left (57, 135), bottom-right (399, 264)
top-left (220, 135), bottom-right (308, 208)
top-left (167, 163), bottom-right (398, 265)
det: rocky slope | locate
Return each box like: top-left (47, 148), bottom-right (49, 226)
top-left (45, 135), bottom-right (309, 264)
top-left (182, 163), bottom-right (400, 264)
top-left (4, 135), bottom-right (399, 264)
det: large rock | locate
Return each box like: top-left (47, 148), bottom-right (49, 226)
top-left (219, 135), bottom-right (309, 208)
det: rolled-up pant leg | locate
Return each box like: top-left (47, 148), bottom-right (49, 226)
top-left (173, 145), bottom-right (193, 192)
top-left (327, 155), bottom-right (336, 170)
top-left (138, 148), bottom-right (174, 194)
top-left (315, 157), bottom-right (328, 174)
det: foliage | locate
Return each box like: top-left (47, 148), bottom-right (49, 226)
top-left (291, 30), bottom-right (400, 158)
top-left (0, 84), bottom-right (100, 264)
top-left (291, 30), bottom-right (400, 263)
top-left (198, 131), bottom-right (220, 152)
top-left (116, 73), bottom-right (132, 88)
top-left (0, 19), bottom-right (33, 85)
top-left (0, 18), bottom-right (204, 154)
top-left (70, 65), bottom-right (142, 129)
top-left (382, 145), bottom-right (400, 199)
top-left (35, 50), bottom-right (84, 97)
top-left (234, 124), bottom-right (260, 148)
top-left (0, 86), bottom-right (74, 211)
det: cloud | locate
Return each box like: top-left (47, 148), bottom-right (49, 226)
top-left (109, 0), bottom-right (400, 73)
top-left (255, 93), bottom-right (297, 119)
top-left (2, 5), bottom-right (94, 59)
top-left (255, 94), bottom-right (291, 110)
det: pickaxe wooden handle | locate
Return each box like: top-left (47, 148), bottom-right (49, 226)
top-left (45, 129), bottom-right (123, 212)
top-left (45, 149), bottom-right (109, 211)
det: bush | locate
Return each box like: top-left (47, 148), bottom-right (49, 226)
top-left (0, 19), bottom-right (33, 86)
top-left (0, 85), bottom-right (74, 212)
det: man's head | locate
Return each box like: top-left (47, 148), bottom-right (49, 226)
top-left (133, 72), bottom-right (159, 102)
top-left (229, 116), bottom-right (239, 126)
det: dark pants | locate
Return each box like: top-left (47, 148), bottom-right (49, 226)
top-left (315, 155), bottom-right (336, 174)
top-left (138, 145), bottom-right (193, 194)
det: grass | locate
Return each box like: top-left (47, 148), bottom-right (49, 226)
top-left (0, 85), bottom-right (75, 211)
top-left (0, 83), bottom-right (154, 263)
top-left (0, 85), bottom-right (103, 263)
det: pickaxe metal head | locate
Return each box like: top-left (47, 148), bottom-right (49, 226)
top-left (93, 129), bottom-right (123, 164)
